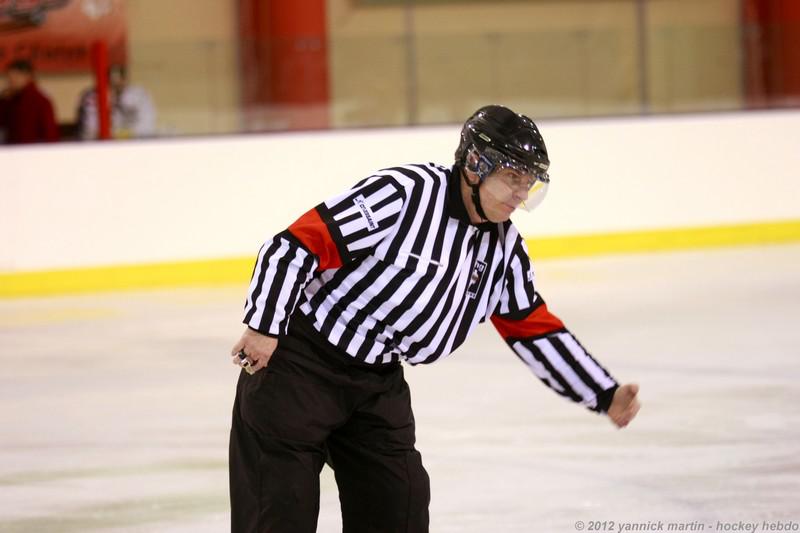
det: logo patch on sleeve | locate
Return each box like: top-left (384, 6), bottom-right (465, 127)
top-left (354, 195), bottom-right (378, 232)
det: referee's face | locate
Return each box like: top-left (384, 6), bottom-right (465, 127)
top-left (463, 168), bottom-right (528, 223)
top-left (483, 168), bottom-right (532, 222)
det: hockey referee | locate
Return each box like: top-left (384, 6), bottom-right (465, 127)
top-left (228, 105), bottom-right (641, 533)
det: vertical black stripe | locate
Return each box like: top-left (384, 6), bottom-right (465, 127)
top-left (548, 334), bottom-right (604, 398)
top-left (316, 203), bottom-right (352, 265)
top-left (332, 261), bottom-right (394, 350)
top-left (243, 239), bottom-right (282, 325)
top-left (256, 244), bottom-right (296, 333)
top-left (570, 334), bottom-right (616, 382)
top-left (409, 165), bottom-right (451, 272)
top-left (487, 251), bottom-right (507, 316)
top-left (381, 168), bottom-right (426, 264)
top-left (509, 255), bottom-right (526, 314)
top-left (352, 214), bottom-right (459, 362)
top-left (509, 345), bottom-right (561, 392)
top-left (516, 238), bottom-right (537, 306)
top-left (242, 247), bottom-right (263, 310)
top-left (308, 259), bottom-right (359, 310)
top-left (365, 220), bottom-right (469, 360)
top-left (319, 259), bottom-right (390, 339)
top-left (283, 253), bottom-right (317, 328)
top-left (525, 339), bottom-right (583, 403)
top-left (407, 164), bottom-right (444, 258)
top-left (351, 268), bottom-right (421, 361)
top-left (425, 175), bottom-right (450, 268)
top-left (449, 231), bottom-right (501, 352)
top-left (373, 189), bottom-right (405, 211)
top-left (401, 224), bottom-right (480, 359)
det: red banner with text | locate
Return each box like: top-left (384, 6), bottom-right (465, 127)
top-left (0, 0), bottom-right (126, 73)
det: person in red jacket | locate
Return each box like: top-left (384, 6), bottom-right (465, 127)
top-left (0, 59), bottom-right (59, 145)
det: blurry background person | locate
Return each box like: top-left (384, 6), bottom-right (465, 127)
top-left (77, 65), bottom-right (156, 140)
top-left (0, 59), bottom-right (59, 145)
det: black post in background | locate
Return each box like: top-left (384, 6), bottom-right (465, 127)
top-left (404, 0), bottom-right (419, 125)
top-left (636, 0), bottom-right (650, 114)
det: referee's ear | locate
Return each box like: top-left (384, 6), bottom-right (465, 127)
top-left (461, 166), bottom-right (481, 186)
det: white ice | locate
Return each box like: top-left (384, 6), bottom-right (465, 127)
top-left (1, 244), bottom-right (799, 532)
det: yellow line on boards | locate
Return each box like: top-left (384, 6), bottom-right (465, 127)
top-left (0, 257), bottom-right (255, 298)
top-left (1, 220), bottom-right (799, 298)
top-left (525, 219), bottom-right (800, 259)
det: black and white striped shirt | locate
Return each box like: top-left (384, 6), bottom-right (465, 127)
top-left (244, 163), bottom-right (619, 413)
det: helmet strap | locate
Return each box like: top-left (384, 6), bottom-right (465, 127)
top-left (461, 168), bottom-right (489, 222)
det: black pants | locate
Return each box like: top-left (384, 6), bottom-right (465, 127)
top-left (229, 314), bottom-right (431, 533)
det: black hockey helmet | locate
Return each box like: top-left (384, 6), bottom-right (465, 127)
top-left (455, 105), bottom-right (550, 182)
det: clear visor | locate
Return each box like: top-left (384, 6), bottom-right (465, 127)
top-left (481, 165), bottom-right (550, 213)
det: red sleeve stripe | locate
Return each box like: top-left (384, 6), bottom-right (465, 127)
top-left (288, 207), bottom-right (343, 271)
top-left (491, 302), bottom-right (565, 340)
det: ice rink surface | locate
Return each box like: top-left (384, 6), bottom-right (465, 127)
top-left (1, 244), bottom-right (799, 533)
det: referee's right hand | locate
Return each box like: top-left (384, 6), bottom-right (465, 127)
top-left (231, 328), bottom-right (278, 373)
top-left (607, 383), bottom-right (640, 428)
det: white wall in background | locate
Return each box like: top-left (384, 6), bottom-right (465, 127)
top-left (2, 110), bottom-right (798, 272)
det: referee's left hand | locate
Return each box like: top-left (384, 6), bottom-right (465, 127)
top-left (607, 383), bottom-right (640, 428)
top-left (230, 327), bottom-right (278, 373)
